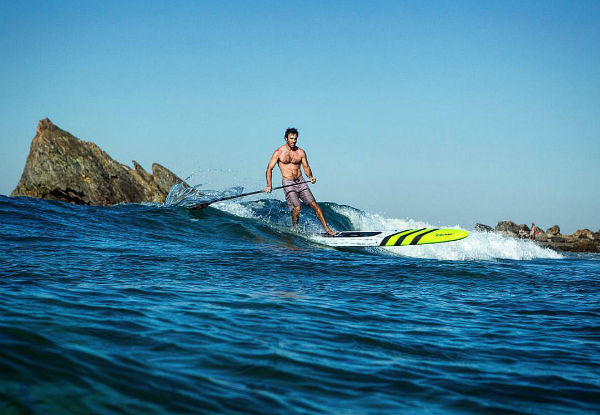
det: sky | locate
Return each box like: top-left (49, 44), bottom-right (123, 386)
top-left (1, 0), bottom-right (598, 233)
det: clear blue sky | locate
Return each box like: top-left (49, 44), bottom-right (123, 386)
top-left (1, 0), bottom-right (598, 233)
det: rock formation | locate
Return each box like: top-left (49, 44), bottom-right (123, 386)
top-left (475, 220), bottom-right (600, 253)
top-left (573, 229), bottom-right (594, 240)
top-left (11, 118), bottom-right (186, 205)
top-left (546, 225), bottom-right (560, 237)
top-left (475, 223), bottom-right (493, 232)
top-left (495, 220), bottom-right (519, 237)
top-left (534, 228), bottom-right (547, 242)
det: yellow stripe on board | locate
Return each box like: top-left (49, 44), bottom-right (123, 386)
top-left (384, 229), bottom-right (417, 246)
top-left (399, 228), bottom-right (433, 246)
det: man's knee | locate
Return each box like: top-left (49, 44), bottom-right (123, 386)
top-left (292, 205), bottom-right (301, 213)
top-left (309, 201), bottom-right (320, 210)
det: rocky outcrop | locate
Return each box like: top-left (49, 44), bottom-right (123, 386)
top-left (11, 118), bottom-right (186, 205)
top-left (475, 221), bottom-right (600, 253)
top-left (546, 225), bottom-right (560, 237)
top-left (534, 229), bottom-right (547, 242)
top-left (152, 163), bottom-right (184, 196)
top-left (495, 221), bottom-right (519, 237)
top-left (573, 229), bottom-right (595, 240)
top-left (475, 223), bottom-right (493, 232)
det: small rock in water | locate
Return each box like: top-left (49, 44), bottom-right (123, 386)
top-left (475, 223), bottom-right (493, 232)
top-left (546, 225), bottom-right (561, 237)
top-left (495, 220), bottom-right (519, 237)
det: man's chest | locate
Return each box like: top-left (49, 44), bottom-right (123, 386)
top-left (279, 150), bottom-right (302, 164)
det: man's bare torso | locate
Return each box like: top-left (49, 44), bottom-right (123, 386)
top-left (276, 144), bottom-right (305, 180)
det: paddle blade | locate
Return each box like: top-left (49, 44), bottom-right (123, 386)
top-left (191, 202), bottom-right (211, 210)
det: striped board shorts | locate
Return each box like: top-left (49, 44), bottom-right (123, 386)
top-left (282, 176), bottom-right (316, 211)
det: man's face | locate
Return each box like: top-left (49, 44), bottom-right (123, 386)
top-left (285, 133), bottom-right (298, 148)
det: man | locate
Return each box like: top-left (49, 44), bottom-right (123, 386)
top-left (265, 127), bottom-right (336, 235)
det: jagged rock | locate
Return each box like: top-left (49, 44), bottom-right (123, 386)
top-left (573, 229), bottom-right (595, 240)
top-left (152, 163), bottom-right (185, 196)
top-left (534, 230), bottom-right (547, 242)
top-left (486, 220), bottom-right (598, 253)
top-left (11, 118), bottom-right (186, 205)
top-left (495, 220), bottom-right (519, 237)
top-left (133, 160), bottom-right (153, 185)
top-left (475, 223), bottom-right (493, 232)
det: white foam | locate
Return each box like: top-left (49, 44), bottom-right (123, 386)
top-left (212, 201), bottom-right (255, 218)
top-left (332, 205), bottom-right (563, 261)
top-left (195, 200), bottom-right (562, 261)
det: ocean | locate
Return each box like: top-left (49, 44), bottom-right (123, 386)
top-left (1, 191), bottom-right (598, 414)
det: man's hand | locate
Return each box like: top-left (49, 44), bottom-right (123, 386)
top-left (308, 176), bottom-right (316, 184)
top-left (264, 185), bottom-right (272, 193)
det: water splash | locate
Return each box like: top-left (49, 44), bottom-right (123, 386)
top-left (158, 182), bottom-right (564, 262)
top-left (161, 180), bottom-right (245, 209)
top-left (331, 205), bottom-right (563, 261)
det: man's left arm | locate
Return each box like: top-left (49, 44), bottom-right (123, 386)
top-left (301, 151), bottom-right (316, 184)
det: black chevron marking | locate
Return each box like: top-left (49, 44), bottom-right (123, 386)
top-left (394, 228), bottom-right (426, 246)
top-left (409, 228), bottom-right (439, 245)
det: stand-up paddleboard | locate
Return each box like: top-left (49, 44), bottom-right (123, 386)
top-left (311, 228), bottom-right (468, 247)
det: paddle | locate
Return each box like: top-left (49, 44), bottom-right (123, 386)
top-left (190, 180), bottom-right (312, 210)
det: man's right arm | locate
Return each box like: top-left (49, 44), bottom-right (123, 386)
top-left (265, 150), bottom-right (279, 192)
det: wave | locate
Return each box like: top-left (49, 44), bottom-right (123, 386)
top-left (2, 192), bottom-right (563, 262)
top-left (328, 205), bottom-right (563, 261)
top-left (159, 183), bottom-right (564, 261)
top-left (190, 197), bottom-right (563, 261)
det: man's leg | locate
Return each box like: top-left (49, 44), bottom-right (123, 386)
top-left (291, 205), bottom-right (301, 230)
top-left (309, 201), bottom-right (336, 235)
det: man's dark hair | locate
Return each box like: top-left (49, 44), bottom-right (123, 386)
top-left (284, 127), bottom-right (299, 139)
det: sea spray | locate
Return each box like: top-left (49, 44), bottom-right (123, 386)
top-left (203, 200), bottom-right (564, 261)
top-left (330, 205), bottom-right (563, 261)
top-left (161, 180), bottom-right (245, 209)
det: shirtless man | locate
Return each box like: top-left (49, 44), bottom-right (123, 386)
top-left (265, 128), bottom-right (336, 235)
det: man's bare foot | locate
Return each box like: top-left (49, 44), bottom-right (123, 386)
top-left (326, 228), bottom-right (337, 236)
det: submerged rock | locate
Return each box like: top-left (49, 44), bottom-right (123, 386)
top-left (11, 118), bottom-right (186, 205)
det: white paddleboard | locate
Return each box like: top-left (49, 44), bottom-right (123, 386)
top-left (310, 228), bottom-right (469, 247)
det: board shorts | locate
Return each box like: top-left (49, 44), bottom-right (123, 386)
top-left (282, 176), bottom-right (316, 211)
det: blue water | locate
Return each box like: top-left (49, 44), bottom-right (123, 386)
top-left (1, 194), bottom-right (599, 414)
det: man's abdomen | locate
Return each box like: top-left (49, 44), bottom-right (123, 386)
top-left (279, 164), bottom-right (302, 180)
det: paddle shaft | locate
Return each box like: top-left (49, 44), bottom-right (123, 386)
top-left (191, 180), bottom-right (312, 210)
